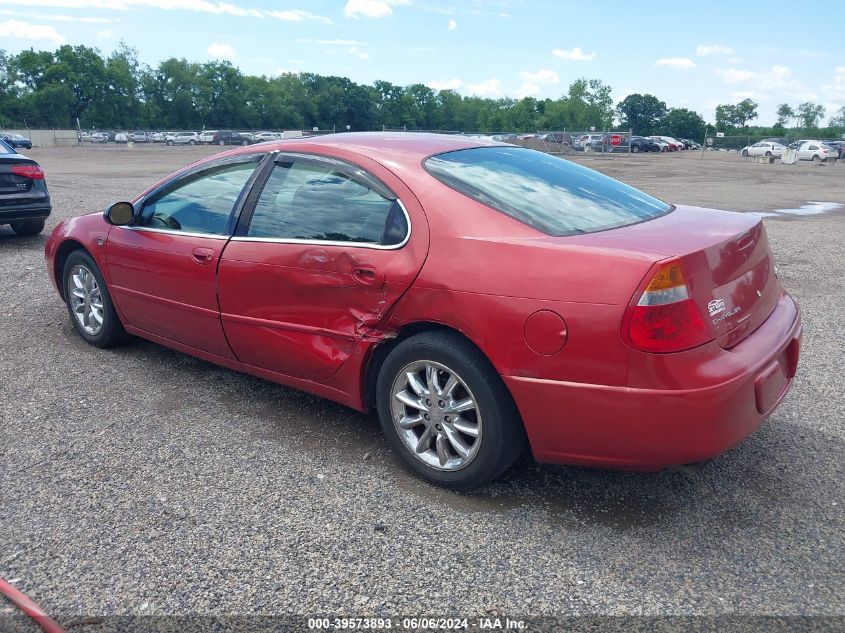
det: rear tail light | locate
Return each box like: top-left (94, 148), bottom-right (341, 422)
top-left (11, 164), bottom-right (45, 180)
top-left (622, 259), bottom-right (712, 353)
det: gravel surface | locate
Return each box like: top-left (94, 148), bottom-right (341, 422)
top-left (1, 145), bottom-right (843, 631)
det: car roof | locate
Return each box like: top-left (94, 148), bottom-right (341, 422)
top-left (251, 132), bottom-right (499, 166)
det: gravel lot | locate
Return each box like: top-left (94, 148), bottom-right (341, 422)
top-left (1, 145), bottom-right (843, 631)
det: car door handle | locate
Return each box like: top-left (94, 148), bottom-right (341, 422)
top-left (191, 247), bottom-right (215, 265)
top-left (351, 266), bottom-right (384, 287)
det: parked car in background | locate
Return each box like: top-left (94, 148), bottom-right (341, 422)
top-left (576, 133), bottom-right (603, 150)
top-left (198, 130), bottom-right (217, 144)
top-left (44, 133), bottom-right (801, 489)
top-left (648, 137), bottom-right (669, 152)
top-left (823, 140), bottom-right (844, 159)
top-left (211, 130), bottom-right (252, 146)
top-left (630, 136), bottom-right (661, 153)
top-left (91, 133), bottom-right (108, 144)
top-left (166, 131), bottom-right (200, 146)
top-left (740, 142), bottom-right (786, 158)
top-left (114, 132), bottom-right (129, 143)
top-left (1, 132), bottom-right (33, 150)
top-left (796, 141), bottom-right (838, 164)
top-left (150, 132), bottom-right (166, 143)
top-left (0, 138), bottom-right (51, 235)
top-left (540, 132), bottom-right (574, 147)
top-left (253, 131), bottom-right (283, 143)
top-left (651, 136), bottom-right (682, 151)
top-left (131, 131), bottom-right (150, 143)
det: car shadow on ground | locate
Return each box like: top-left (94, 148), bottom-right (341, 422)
top-left (0, 228), bottom-right (48, 245)
top-left (82, 332), bottom-right (817, 536)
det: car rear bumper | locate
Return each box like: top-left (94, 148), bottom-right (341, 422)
top-left (0, 203), bottom-right (51, 224)
top-left (505, 292), bottom-right (801, 469)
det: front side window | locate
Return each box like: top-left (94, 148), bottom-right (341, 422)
top-left (246, 160), bottom-right (407, 246)
top-left (424, 146), bottom-right (671, 236)
top-left (137, 159), bottom-right (259, 235)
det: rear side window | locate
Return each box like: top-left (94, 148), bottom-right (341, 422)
top-left (246, 160), bottom-right (407, 246)
top-left (424, 146), bottom-right (671, 236)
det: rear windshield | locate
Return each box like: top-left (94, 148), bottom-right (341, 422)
top-left (424, 146), bottom-right (671, 236)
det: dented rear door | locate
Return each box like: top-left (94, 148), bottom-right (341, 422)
top-left (216, 153), bottom-right (428, 382)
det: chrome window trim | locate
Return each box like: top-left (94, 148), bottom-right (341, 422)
top-left (231, 199), bottom-right (412, 251)
top-left (121, 226), bottom-right (230, 240)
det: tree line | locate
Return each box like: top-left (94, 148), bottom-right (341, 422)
top-left (1, 43), bottom-right (843, 141)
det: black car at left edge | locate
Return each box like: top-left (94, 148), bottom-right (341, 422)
top-left (0, 139), bottom-right (51, 236)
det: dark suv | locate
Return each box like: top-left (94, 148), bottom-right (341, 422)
top-left (212, 130), bottom-right (252, 146)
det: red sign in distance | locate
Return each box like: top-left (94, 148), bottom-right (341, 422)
top-left (610, 134), bottom-right (622, 146)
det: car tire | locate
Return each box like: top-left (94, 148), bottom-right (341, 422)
top-left (63, 250), bottom-right (129, 348)
top-left (189, 140), bottom-right (196, 146)
top-left (242, 140), bottom-right (249, 146)
top-left (10, 219), bottom-right (45, 236)
top-left (813, 155), bottom-right (821, 165)
top-left (631, 145), bottom-right (640, 153)
top-left (741, 150), bottom-right (748, 157)
top-left (218, 140), bottom-right (225, 146)
top-left (376, 330), bottom-right (525, 490)
top-left (765, 151), bottom-right (772, 158)
top-left (166, 141), bottom-right (173, 146)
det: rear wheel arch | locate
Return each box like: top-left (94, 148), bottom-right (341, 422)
top-left (363, 322), bottom-right (510, 412)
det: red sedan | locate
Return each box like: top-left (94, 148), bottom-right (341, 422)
top-left (45, 133), bottom-right (801, 489)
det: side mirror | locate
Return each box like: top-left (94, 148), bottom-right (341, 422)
top-left (104, 201), bottom-right (135, 226)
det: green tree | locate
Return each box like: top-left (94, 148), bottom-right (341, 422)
top-left (615, 93), bottom-right (667, 135)
top-left (658, 108), bottom-right (706, 141)
top-left (830, 105), bottom-right (845, 127)
top-left (775, 103), bottom-right (795, 128)
top-left (797, 102), bottom-right (825, 129)
top-left (715, 98), bottom-right (758, 130)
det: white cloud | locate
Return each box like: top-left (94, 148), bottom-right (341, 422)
top-left (0, 9), bottom-right (116, 21)
top-left (0, 19), bottom-right (64, 43)
top-left (716, 68), bottom-right (755, 83)
top-left (696, 44), bottom-right (734, 56)
top-left (447, 18), bottom-right (456, 30)
top-left (0, 0), bottom-right (331, 22)
top-left (519, 68), bottom-right (559, 85)
top-left (822, 66), bottom-right (845, 106)
top-left (465, 78), bottom-right (502, 97)
top-left (348, 46), bottom-right (369, 60)
top-left (343, 0), bottom-right (409, 19)
top-left (207, 42), bottom-right (237, 58)
top-left (96, 28), bottom-right (114, 38)
top-left (264, 9), bottom-right (331, 22)
top-left (654, 57), bottom-right (697, 69)
top-left (516, 83), bottom-right (539, 98)
top-left (551, 47), bottom-right (596, 61)
top-left (427, 78), bottom-right (462, 91)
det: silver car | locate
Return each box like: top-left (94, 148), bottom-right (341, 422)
top-left (166, 132), bottom-right (200, 146)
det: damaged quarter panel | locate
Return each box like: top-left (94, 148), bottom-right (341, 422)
top-left (217, 149), bottom-right (430, 382)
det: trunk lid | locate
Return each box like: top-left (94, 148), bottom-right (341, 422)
top-left (567, 205), bottom-right (781, 349)
top-left (0, 155), bottom-right (37, 195)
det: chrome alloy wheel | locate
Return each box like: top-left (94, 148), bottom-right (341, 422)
top-left (68, 264), bottom-right (104, 335)
top-left (390, 360), bottom-right (483, 471)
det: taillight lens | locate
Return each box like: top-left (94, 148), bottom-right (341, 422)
top-left (623, 259), bottom-right (712, 353)
top-left (11, 164), bottom-right (45, 179)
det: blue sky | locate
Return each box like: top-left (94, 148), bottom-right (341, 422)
top-left (1, 0), bottom-right (843, 125)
